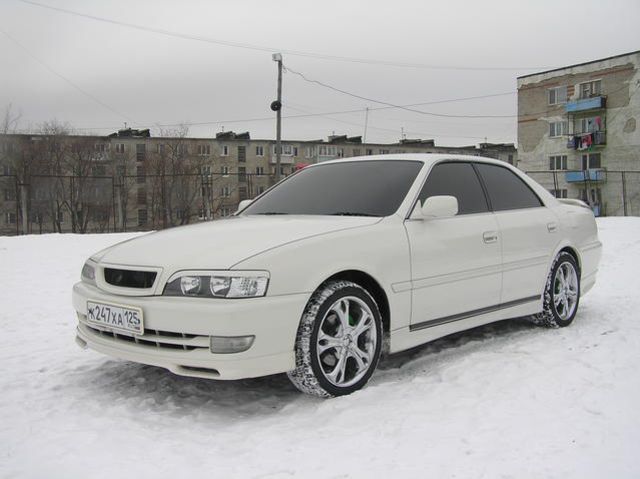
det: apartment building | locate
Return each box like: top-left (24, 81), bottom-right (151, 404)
top-left (517, 50), bottom-right (640, 216)
top-left (0, 130), bottom-right (516, 235)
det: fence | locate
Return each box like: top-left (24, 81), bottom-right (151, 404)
top-left (0, 173), bottom-right (275, 236)
top-left (525, 169), bottom-right (640, 217)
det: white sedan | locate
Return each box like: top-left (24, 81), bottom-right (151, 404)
top-left (73, 154), bottom-right (602, 397)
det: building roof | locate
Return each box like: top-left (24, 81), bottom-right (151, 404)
top-left (517, 50), bottom-right (640, 80)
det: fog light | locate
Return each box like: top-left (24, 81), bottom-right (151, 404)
top-left (210, 335), bottom-right (255, 354)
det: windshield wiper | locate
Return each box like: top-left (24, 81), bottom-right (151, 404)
top-left (253, 212), bottom-right (289, 215)
top-left (330, 212), bottom-right (380, 217)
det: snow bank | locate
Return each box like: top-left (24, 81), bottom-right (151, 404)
top-left (1, 219), bottom-right (639, 478)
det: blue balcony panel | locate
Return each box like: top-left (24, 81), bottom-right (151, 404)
top-left (565, 169), bottom-right (606, 183)
top-left (565, 96), bottom-right (606, 113)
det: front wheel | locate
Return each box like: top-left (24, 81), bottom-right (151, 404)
top-left (531, 251), bottom-right (581, 328)
top-left (287, 280), bottom-right (382, 398)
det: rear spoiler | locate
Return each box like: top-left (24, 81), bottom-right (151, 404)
top-left (558, 199), bottom-right (591, 210)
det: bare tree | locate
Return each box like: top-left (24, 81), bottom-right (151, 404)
top-left (2, 103), bottom-right (21, 134)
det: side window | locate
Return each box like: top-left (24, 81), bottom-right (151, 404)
top-left (474, 163), bottom-right (543, 211)
top-left (418, 162), bottom-right (488, 215)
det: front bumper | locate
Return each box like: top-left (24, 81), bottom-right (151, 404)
top-left (72, 281), bottom-right (309, 380)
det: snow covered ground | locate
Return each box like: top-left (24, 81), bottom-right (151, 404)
top-left (1, 218), bottom-right (639, 479)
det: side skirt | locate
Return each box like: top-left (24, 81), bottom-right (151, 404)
top-left (409, 295), bottom-right (541, 332)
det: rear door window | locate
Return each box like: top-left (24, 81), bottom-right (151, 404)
top-left (474, 163), bottom-right (543, 211)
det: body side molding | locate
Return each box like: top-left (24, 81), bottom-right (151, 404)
top-left (409, 295), bottom-right (541, 332)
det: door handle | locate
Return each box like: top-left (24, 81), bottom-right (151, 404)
top-left (547, 222), bottom-right (558, 233)
top-left (483, 231), bottom-right (498, 244)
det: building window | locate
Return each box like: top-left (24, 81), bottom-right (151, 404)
top-left (305, 147), bottom-right (314, 158)
top-left (256, 146), bottom-right (264, 156)
top-left (257, 186), bottom-right (265, 195)
top-left (352, 149), bottom-right (361, 157)
top-left (4, 188), bottom-right (16, 201)
top-left (136, 165), bottom-right (145, 183)
top-left (176, 209), bottom-right (184, 220)
top-left (137, 188), bottom-right (147, 205)
top-left (581, 153), bottom-right (601, 170)
top-left (580, 80), bottom-right (602, 99)
top-left (220, 207), bottom-right (231, 217)
top-left (507, 154), bottom-right (514, 165)
top-left (137, 209), bottom-right (148, 226)
top-left (238, 186), bottom-right (248, 200)
top-left (201, 165), bottom-right (211, 176)
top-left (549, 189), bottom-right (568, 199)
top-left (115, 143), bottom-right (126, 154)
top-left (549, 155), bottom-right (568, 170)
top-left (548, 86), bottom-right (568, 105)
top-left (197, 144), bottom-right (211, 156)
top-left (177, 144), bottom-right (188, 155)
top-left (577, 116), bottom-right (604, 134)
top-left (255, 166), bottom-right (264, 176)
top-left (366, 149), bottom-right (373, 155)
top-left (136, 144), bottom-right (145, 162)
top-left (5, 212), bottom-right (17, 224)
top-left (115, 165), bottom-right (125, 176)
top-left (94, 143), bottom-right (109, 153)
top-left (273, 144), bottom-right (293, 156)
top-left (221, 166), bottom-right (229, 176)
top-left (379, 149), bottom-right (390, 154)
top-left (221, 186), bottom-right (230, 197)
top-left (337, 148), bottom-right (344, 158)
top-left (238, 166), bottom-right (246, 182)
top-left (221, 145), bottom-right (229, 156)
top-left (238, 146), bottom-right (246, 162)
top-left (549, 121), bottom-right (568, 138)
top-left (318, 146), bottom-right (337, 156)
top-left (156, 144), bottom-right (165, 154)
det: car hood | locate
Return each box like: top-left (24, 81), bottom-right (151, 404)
top-left (96, 215), bottom-right (380, 270)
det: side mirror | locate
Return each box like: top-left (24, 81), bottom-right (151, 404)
top-left (416, 195), bottom-right (458, 219)
top-left (236, 199), bottom-right (252, 214)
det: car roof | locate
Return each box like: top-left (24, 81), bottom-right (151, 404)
top-left (312, 153), bottom-right (511, 169)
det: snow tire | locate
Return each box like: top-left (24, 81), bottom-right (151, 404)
top-left (530, 251), bottom-right (581, 328)
top-left (287, 280), bottom-right (383, 398)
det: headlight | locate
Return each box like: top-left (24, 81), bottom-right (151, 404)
top-left (81, 260), bottom-right (96, 284)
top-left (163, 271), bottom-right (269, 298)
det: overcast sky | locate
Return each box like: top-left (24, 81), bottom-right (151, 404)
top-left (0, 0), bottom-right (638, 146)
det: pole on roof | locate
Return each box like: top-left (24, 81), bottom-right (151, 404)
top-left (363, 107), bottom-right (369, 143)
top-left (272, 53), bottom-right (283, 183)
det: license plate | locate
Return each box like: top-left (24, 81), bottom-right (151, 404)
top-left (86, 301), bottom-right (144, 335)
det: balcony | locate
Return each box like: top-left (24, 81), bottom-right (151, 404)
top-left (567, 131), bottom-right (606, 149)
top-left (566, 96), bottom-right (606, 113)
top-left (565, 169), bottom-right (606, 183)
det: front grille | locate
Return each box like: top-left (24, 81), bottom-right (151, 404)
top-left (104, 267), bottom-right (157, 289)
top-left (84, 323), bottom-right (209, 351)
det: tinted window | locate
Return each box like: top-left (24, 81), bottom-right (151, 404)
top-left (475, 163), bottom-right (542, 211)
top-left (418, 162), bottom-right (488, 215)
top-left (243, 160), bottom-right (423, 217)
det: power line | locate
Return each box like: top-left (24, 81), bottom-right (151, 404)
top-left (16, 0), bottom-right (552, 72)
top-left (0, 27), bottom-right (134, 123)
top-left (284, 103), bottom-right (500, 141)
top-left (284, 65), bottom-right (519, 119)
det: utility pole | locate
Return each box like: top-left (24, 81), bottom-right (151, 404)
top-left (272, 53), bottom-right (283, 182)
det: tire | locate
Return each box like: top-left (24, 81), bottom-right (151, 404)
top-left (287, 280), bottom-right (383, 398)
top-left (530, 251), bottom-right (581, 328)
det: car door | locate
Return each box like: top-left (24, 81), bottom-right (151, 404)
top-left (404, 162), bottom-right (502, 331)
top-left (473, 163), bottom-right (559, 305)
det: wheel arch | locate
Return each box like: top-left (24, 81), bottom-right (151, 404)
top-left (320, 270), bottom-right (391, 334)
top-left (557, 244), bottom-right (582, 277)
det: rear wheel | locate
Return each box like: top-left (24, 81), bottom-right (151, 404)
top-left (531, 251), bottom-right (580, 328)
top-left (287, 280), bottom-right (382, 397)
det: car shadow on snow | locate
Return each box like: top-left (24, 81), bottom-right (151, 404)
top-left (70, 317), bottom-right (540, 418)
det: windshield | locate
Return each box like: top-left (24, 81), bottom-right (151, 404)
top-left (242, 160), bottom-right (423, 217)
